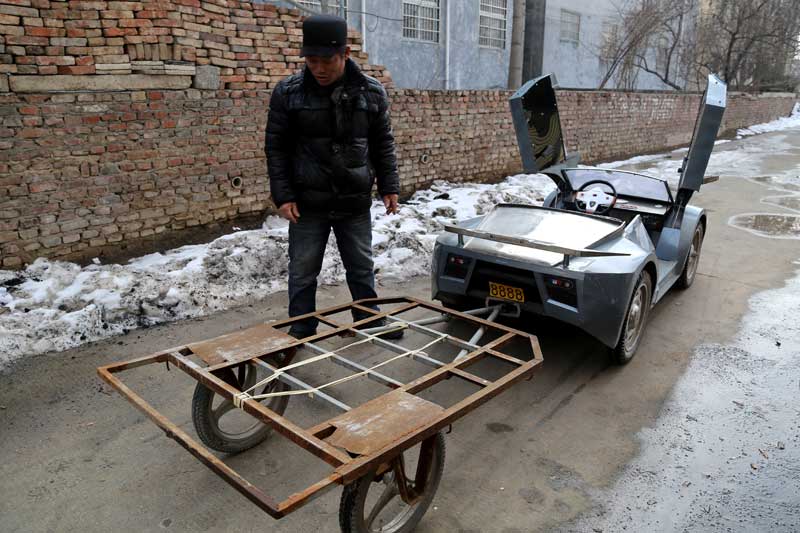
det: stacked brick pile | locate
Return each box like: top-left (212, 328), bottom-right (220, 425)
top-left (0, 0), bottom-right (391, 88)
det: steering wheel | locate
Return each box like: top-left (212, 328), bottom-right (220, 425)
top-left (574, 180), bottom-right (618, 215)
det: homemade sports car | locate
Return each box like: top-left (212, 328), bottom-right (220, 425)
top-left (432, 73), bottom-right (727, 363)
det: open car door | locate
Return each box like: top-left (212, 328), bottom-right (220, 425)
top-left (509, 74), bottom-right (573, 178)
top-left (676, 74), bottom-right (727, 205)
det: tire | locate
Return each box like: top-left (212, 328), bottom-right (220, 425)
top-left (191, 363), bottom-right (290, 454)
top-left (675, 223), bottom-right (705, 290)
top-left (339, 433), bottom-right (446, 533)
top-left (611, 271), bottom-right (652, 365)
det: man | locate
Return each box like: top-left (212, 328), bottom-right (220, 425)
top-left (265, 14), bottom-right (402, 339)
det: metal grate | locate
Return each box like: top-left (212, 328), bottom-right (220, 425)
top-left (560, 9), bottom-right (580, 44)
top-left (297, 0), bottom-right (348, 16)
top-left (402, 0), bottom-right (440, 43)
top-left (479, 0), bottom-right (507, 49)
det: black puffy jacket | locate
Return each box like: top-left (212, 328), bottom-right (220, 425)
top-left (265, 59), bottom-right (400, 216)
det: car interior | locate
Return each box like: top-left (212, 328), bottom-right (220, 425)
top-left (545, 167), bottom-right (674, 245)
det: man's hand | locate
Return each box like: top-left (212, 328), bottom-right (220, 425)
top-left (278, 202), bottom-right (301, 223)
top-left (382, 194), bottom-right (399, 215)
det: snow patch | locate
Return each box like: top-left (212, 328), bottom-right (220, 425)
top-left (0, 173), bottom-right (554, 368)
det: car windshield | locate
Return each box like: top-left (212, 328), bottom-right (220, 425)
top-left (563, 169), bottom-right (672, 203)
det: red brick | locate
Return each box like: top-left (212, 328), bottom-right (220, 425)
top-left (27, 26), bottom-right (64, 37)
top-left (75, 54), bottom-right (93, 65)
top-left (5, 35), bottom-right (48, 45)
top-left (0, 14), bottom-right (20, 25)
top-left (117, 18), bottom-right (150, 27)
top-left (36, 54), bottom-right (74, 65)
top-left (58, 64), bottom-right (93, 74)
top-left (102, 26), bottom-right (135, 36)
top-left (19, 128), bottom-right (46, 138)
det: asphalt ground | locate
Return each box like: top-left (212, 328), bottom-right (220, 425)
top-left (2, 130), bottom-right (800, 532)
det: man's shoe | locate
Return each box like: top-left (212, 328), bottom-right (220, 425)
top-left (288, 328), bottom-right (315, 340)
top-left (362, 318), bottom-right (404, 340)
top-left (381, 326), bottom-right (405, 340)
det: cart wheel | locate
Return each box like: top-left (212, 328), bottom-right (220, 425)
top-left (675, 223), bottom-right (705, 290)
top-left (611, 271), bottom-right (652, 365)
top-left (339, 432), bottom-right (446, 533)
top-left (191, 362), bottom-right (289, 453)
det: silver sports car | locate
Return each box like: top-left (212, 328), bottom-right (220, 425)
top-left (431, 73), bottom-right (727, 363)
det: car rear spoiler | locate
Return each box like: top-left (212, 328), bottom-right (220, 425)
top-left (445, 225), bottom-right (630, 267)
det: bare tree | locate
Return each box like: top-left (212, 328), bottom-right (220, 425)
top-left (598, 1), bottom-right (669, 88)
top-left (599, 0), bottom-right (697, 90)
top-left (696, 0), bottom-right (800, 90)
top-left (632, 0), bottom-right (697, 90)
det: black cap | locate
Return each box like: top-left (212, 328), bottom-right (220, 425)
top-left (301, 14), bottom-right (348, 57)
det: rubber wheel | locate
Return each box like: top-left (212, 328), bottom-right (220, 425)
top-left (339, 433), bottom-right (446, 533)
top-left (611, 271), bottom-right (652, 365)
top-left (675, 224), bottom-right (705, 290)
top-left (191, 362), bottom-right (289, 453)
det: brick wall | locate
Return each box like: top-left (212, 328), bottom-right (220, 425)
top-left (0, 87), bottom-right (794, 269)
top-left (0, 0), bottom-right (796, 269)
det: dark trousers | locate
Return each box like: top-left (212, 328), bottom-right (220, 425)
top-left (287, 211), bottom-right (378, 335)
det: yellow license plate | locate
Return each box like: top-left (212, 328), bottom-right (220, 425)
top-left (488, 281), bottom-right (525, 303)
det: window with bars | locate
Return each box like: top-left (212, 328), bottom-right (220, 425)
top-left (600, 20), bottom-right (618, 62)
top-left (655, 35), bottom-right (670, 71)
top-left (297, 0), bottom-right (348, 15)
top-left (402, 0), bottom-right (440, 43)
top-left (560, 9), bottom-right (580, 44)
top-left (479, 0), bottom-right (507, 49)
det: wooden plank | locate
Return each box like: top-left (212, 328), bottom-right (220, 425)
top-left (323, 390), bottom-right (444, 456)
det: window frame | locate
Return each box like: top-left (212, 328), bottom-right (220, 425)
top-left (402, 0), bottom-right (441, 44)
top-left (478, 0), bottom-right (508, 50)
top-left (559, 9), bottom-right (581, 45)
top-left (296, 0), bottom-right (348, 16)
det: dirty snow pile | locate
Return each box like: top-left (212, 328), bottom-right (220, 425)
top-left (737, 101), bottom-right (800, 138)
top-left (0, 174), bottom-right (554, 367)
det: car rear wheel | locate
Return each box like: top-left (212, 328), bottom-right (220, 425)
top-left (676, 224), bottom-right (705, 290)
top-left (611, 271), bottom-right (652, 365)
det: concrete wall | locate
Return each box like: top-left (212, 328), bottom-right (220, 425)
top-left (539, 0), bottom-right (669, 90)
top-left (275, 0), bottom-right (513, 90)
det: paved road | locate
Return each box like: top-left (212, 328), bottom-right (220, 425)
top-left (2, 130), bottom-right (799, 532)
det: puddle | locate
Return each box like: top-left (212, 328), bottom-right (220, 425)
top-left (763, 195), bottom-right (800, 212)
top-left (729, 213), bottom-right (800, 238)
top-left (731, 175), bottom-right (800, 238)
top-left (749, 176), bottom-right (800, 192)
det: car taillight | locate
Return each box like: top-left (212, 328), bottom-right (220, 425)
top-left (544, 275), bottom-right (577, 307)
top-left (443, 254), bottom-right (472, 279)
